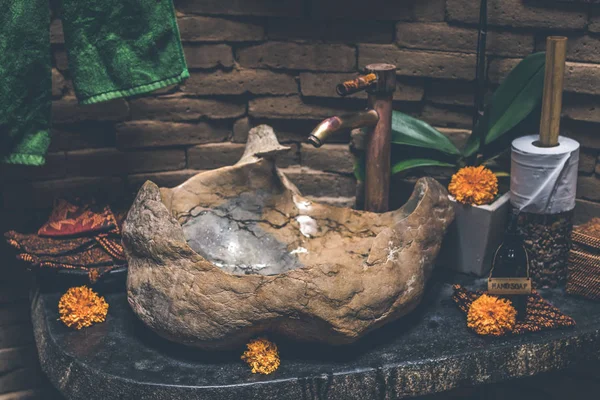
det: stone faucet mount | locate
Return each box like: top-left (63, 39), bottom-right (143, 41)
top-left (123, 125), bottom-right (455, 350)
top-left (308, 63), bottom-right (396, 213)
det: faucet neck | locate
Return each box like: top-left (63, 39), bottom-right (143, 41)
top-left (307, 110), bottom-right (379, 148)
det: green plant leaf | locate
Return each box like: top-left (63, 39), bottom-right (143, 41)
top-left (462, 139), bottom-right (478, 159)
top-left (484, 52), bottom-right (545, 145)
top-left (462, 131), bottom-right (480, 159)
top-left (462, 106), bottom-right (490, 158)
top-left (391, 111), bottom-right (461, 156)
top-left (391, 158), bottom-right (455, 175)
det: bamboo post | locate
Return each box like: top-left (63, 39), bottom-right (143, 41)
top-left (538, 36), bottom-right (568, 147)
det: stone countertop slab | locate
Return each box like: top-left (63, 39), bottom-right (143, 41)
top-left (32, 273), bottom-right (600, 400)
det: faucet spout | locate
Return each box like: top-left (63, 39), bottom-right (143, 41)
top-left (307, 109), bottom-right (379, 148)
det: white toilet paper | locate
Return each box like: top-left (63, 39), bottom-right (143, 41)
top-left (510, 135), bottom-right (579, 215)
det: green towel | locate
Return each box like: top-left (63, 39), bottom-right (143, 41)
top-left (1, 0), bottom-right (52, 166)
top-left (1, 0), bottom-right (188, 166)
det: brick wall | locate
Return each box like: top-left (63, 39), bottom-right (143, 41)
top-left (2, 0), bottom-right (600, 398)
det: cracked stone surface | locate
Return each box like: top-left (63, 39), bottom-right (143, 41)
top-left (182, 190), bottom-right (304, 275)
top-left (122, 125), bottom-right (455, 349)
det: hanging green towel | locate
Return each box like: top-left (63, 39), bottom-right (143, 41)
top-left (0, 0), bottom-right (188, 166)
top-left (1, 0), bottom-right (52, 166)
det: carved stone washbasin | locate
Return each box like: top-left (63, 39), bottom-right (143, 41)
top-left (122, 125), bottom-right (455, 349)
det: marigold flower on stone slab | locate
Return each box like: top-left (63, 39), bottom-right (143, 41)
top-left (448, 165), bottom-right (499, 206)
top-left (241, 337), bottom-right (280, 375)
top-left (58, 286), bottom-right (109, 330)
top-left (467, 294), bottom-right (516, 336)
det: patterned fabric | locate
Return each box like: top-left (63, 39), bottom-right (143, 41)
top-left (95, 232), bottom-right (126, 261)
top-left (37, 199), bottom-right (118, 237)
top-left (113, 210), bottom-right (128, 232)
top-left (16, 253), bottom-right (120, 284)
top-left (567, 219), bottom-right (600, 300)
top-left (5, 230), bottom-right (96, 255)
top-left (568, 251), bottom-right (600, 300)
top-left (452, 285), bottom-right (576, 335)
top-left (4, 199), bottom-right (127, 284)
top-left (14, 244), bottom-right (114, 267)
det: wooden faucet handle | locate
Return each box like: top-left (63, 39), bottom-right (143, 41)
top-left (336, 73), bottom-right (377, 96)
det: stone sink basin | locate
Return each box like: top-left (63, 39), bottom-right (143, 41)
top-left (122, 125), bottom-right (455, 350)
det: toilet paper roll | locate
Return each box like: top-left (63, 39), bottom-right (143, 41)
top-left (510, 135), bottom-right (579, 215)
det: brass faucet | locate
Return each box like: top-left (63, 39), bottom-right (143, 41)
top-left (307, 109), bottom-right (379, 148)
top-left (307, 64), bottom-right (396, 213)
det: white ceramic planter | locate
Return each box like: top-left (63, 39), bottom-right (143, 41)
top-left (439, 192), bottom-right (511, 277)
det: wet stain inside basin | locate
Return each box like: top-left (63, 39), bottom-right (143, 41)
top-left (182, 190), bottom-right (304, 275)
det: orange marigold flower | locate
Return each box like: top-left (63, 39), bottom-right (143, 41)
top-left (448, 165), bottom-right (499, 206)
top-left (467, 294), bottom-right (516, 336)
top-left (241, 338), bottom-right (280, 375)
top-left (58, 286), bottom-right (109, 330)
